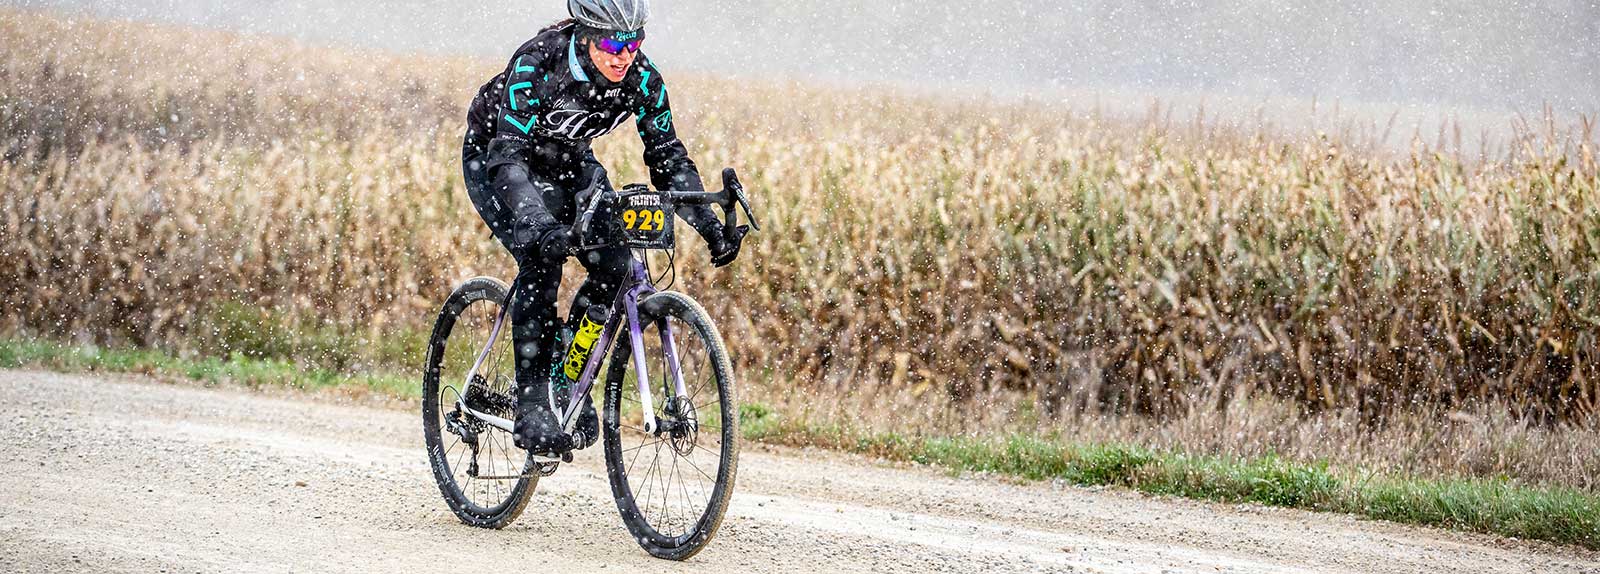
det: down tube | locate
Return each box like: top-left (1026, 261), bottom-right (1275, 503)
top-left (564, 310), bottom-right (620, 429)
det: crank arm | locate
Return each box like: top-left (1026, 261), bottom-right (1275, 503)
top-left (528, 452), bottom-right (573, 463)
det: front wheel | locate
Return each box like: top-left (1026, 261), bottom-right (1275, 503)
top-left (602, 291), bottom-right (739, 560)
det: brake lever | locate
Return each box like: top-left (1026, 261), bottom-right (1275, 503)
top-left (573, 168), bottom-right (611, 246)
top-left (720, 168), bottom-right (761, 232)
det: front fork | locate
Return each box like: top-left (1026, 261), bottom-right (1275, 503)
top-left (624, 294), bottom-right (690, 435)
top-left (659, 318), bottom-right (690, 410)
top-left (625, 294), bottom-right (659, 434)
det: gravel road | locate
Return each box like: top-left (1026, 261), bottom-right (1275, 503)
top-left (0, 370), bottom-right (1595, 573)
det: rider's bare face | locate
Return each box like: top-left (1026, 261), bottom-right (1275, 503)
top-left (586, 39), bottom-right (637, 83)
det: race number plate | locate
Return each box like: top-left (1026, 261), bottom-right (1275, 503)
top-left (616, 190), bottom-right (675, 249)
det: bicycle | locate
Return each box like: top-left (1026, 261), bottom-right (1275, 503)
top-left (421, 167), bottom-right (759, 560)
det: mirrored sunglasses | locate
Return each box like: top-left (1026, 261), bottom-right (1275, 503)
top-left (595, 37), bottom-right (642, 55)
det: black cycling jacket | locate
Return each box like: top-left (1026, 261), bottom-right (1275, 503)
top-left (465, 21), bottom-right (719, 247)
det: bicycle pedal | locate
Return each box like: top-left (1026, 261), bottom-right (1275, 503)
top-left (527, 451), bottom-right (573, 464)
top-left (536, 461), bottom-right (561, 477)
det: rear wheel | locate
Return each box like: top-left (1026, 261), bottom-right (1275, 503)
top-left (422, 277), bottom-right (537, 529)
top-left (602, 291), bottom-right (739, 560)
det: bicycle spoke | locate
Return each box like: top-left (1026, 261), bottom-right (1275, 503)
top-left (622, 438), bottom-right (665, 454)
top-left (625, 434), bottom-right (654, 476)
top-left (489, 430), bottom-right (507, 501)
top-left (452, 445), bottom-right (469, 493)
top-left (636, 440), bottom-right (663, 523)
top-left (648, 440), bottom-right (665, 522)
top-left (652, 444), bottom-right (672, 534)
top-left (443, 434), bottom-right (462, 461)
top-left (664, 451), bottom-right (677, 535)
top-left (690, 449), bottom-right (709, 512)
top-left (686, 369), bottom-right (713, 406)
top-left (678, 450), bottom-right (717, 484)
top-left (676, 454), bottom-right (698, 534)
top-left (658, 442), bottom-right (674, 533)
top-left (496, 429), bottom-right (519, 481)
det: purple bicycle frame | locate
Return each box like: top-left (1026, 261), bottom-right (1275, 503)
top-left (462, 256), bottom-right (687, 439)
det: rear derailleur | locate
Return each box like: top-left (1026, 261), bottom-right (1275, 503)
top-left (445, 375), bottom-right (514, 478)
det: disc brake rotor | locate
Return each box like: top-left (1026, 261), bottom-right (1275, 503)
top-left (665, 396), bottom-right (699, 456)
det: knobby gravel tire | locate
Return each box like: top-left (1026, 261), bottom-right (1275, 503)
top-left (422, 276), bottom-right (537, 529)
top-left (602, 291), bottom-right (739, 560)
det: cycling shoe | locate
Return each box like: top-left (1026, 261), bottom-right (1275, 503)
top-left (514, 391), bottom-right (574, 456)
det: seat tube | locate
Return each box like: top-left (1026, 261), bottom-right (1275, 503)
top-left (465, 292), bottom-right (512, 390)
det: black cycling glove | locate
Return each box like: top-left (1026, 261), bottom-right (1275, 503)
top-left (709, 225), bottom-right (750, 268)
top-left (538, 226), bottom-right (575, 262)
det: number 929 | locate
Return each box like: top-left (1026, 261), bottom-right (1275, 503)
top-left (622, 208), bottom-right (666, 232)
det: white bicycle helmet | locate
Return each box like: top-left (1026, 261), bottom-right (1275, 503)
top-left (568, 0), bottom-right (649, 33)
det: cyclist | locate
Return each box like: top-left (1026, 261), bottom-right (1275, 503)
top-left (461, 0), bottom-right (744, 456)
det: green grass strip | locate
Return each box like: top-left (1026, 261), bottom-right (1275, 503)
top-left (0, 338), bottom-right (418, 397)
top-left (3, 338), bottom-right (1594, 550)
top-left (736, 403), bottom-right (1599, 550)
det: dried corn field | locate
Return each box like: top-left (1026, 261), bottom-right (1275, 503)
top-left (3, 10), bottom-right (1599, 484)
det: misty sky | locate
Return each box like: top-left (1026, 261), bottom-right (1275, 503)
top-left (6, 0), bottom-right (1598, 117)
